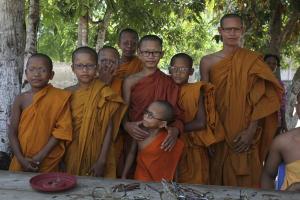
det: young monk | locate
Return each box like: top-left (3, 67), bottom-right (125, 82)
top-left (169, 53), bottom-right (224, 184)
top-left (261, 93), bottom-right (300, 191)
top-left (122, 35), bottom-right (184, 178)
top-left (264, 54), bottom-right (287, 134)
top-left (64, 47), bottom-right (127, 177)
top-left (200, 13), bottom-right (283, 187)
top-left (122, 100), bottom-right (184, 181)
top-left (9, 53), bottom-right (72, 172)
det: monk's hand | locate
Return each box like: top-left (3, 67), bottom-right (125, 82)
top-left (90, 161), bottom-right (105, 177)
top-left (161, 127), bottom-right (179, 152)
top-left (125, 121), bottom-right (149, 141)
top-left (233, 128), bottom-right (255, 153)
top-left (20, 157), bottom-right (39, 172)
top-left (98, 64), bottom-right (116, 85)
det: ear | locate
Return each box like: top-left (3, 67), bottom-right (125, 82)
top-left (49, 71), bottom-right (55, 80)
top-left (159, 121), bottom-right (168, 129)
top-left (218, 27), bottom-right (222, 35)
top-left (189, 68), bottom-right (194, 75)
top-left (160, 51), bottom-right (164, 59)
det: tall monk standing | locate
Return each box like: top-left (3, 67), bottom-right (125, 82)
top-left (122, 35), bottom-right (184, 178)
top-left (64, 47), bottom-right (127, 177)
top-left (169, 53), bottom-right (224, 184)
top-left (9, 54), bottom-right (72, 172)
top-left (200, 14), bottom-right (283, 187)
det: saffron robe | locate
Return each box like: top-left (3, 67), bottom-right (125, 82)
top-left (64, 80), bottom-right (127, 177)
top-left (281, 160), bottom-right (300, 190)
top-left (134, 129), bottom-right (184, 182)
top-left (9, 85), bottom-right (72, 172)
top-left (177, 82), bottom-right (224, 184)
top-left (209, 48), bottom-right (283, 187)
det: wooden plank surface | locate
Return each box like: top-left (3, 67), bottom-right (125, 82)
top-left (0, 170), bottom-right (299, 200)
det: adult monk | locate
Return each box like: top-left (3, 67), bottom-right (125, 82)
top-left (9, 54), bottom-right (72, 172)
top-left (64, 47), bottom-right (127, 177)
top-left (200, 14), bottom-right (283, 187)
top-left (122, 35), bottom-right (184, 178)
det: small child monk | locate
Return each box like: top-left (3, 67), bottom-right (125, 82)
top-left (122, 100), bottom-right (184, 181)
top-left (9, 53), bottom-right (72, 172)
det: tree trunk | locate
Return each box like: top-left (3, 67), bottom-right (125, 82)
top-left (77, 13), bottom-right (89, 47)
top-left (95, 8), bottom-right (112, 52)
top-left (286, 67), bottom-right (300, 129)
top-left (24, 0), bottom-right (40, 65)
top-left (0, 0), bottom-right (25, 153)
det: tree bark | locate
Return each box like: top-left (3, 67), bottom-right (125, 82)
top-left (286, 67), bottom-right (300, 129)
top-left (95, 8), bottom-right (112, 52)
top-left (0, 0), bottom-right (25, 153)
top-left (77, 12), bottom-right (89, 47)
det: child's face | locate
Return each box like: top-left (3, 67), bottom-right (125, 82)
top-left (169, 57), bottom-right (193, 85)
top-left (265, 57), bottom-right (278, 73)
top-left (142, 103), bottom-right (166, 129)
top-left (98, 49), bottom-right (119, 73)
top-left (119, 32), bottom-right (138, 57)
top-left (138, 40), bottom-right (163, 69)
top-left (25, 57), bottom-right (53, 89)
top-left (72, 53), bottom-right (97, 85)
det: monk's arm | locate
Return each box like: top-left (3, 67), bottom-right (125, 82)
top-left (121, 140), bottom-right (138, 179)
top-left (122, 77), bottom-right (149, 140)
top-left (91, 120), bottom-right (113, 177)
top-left (184, 90), bottom-right (206, 132)
top-left (261, 136), bottom-right (283, 189)
top-left (200, 56), bottom-right (210, 82)
top-left (8, 96), bottom-right (26, 163)
top-left (32, 137), bottom-right (59, 164)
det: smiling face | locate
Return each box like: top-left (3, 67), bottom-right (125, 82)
top-left (169, 57), bottom-right (193, 85)
top-left (218, 17), bottom-right (244, 47)
top-left (72, 52), bottom-right (97, 85)
top-left (138, 40), bottom-right (163, 69)
top-left (25, 57), bottom-right (54, 90)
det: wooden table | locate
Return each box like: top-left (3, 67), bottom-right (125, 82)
top-left (0, 170), bottom-right (298, 199)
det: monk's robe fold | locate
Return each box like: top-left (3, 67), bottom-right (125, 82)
top-left (64, 79), bottom-right (127, 177)
top-left (9, 85), bottom-right (72, 172)
top-left (281, 160), bottom-right (300, 190)
top-left (209, 48), bottom-right (283, 187)
top-left (134, 129), bottom-right (184, 182)
top-left (129, 69), bottom-right (184, 132)
top-left (111, 56), bottom-right (142, 175)
top-left (177, 82), bottom-right (225, 184)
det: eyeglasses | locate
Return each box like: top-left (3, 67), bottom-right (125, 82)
top-left (26, 67), bottom-right (49, 74)
top-left (221, 27), bottom-right (242, 33)
top-left (140, 50), bottom-right (162, 57)
top-left (143, 109), bottom-right (165, 121)
top-left (169, 66), bottom-right (191, 74)
top-left (73, 64), bottom-right (97, 71)
top-left (99, 58), bottom-right (118, 66)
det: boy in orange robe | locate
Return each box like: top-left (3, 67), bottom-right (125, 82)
top-left (169, 53), bottom-right (224, 184)
top-left (9, 53), bottom-right (72, 172)
top-left (122, 35), bottom-right (184, 178)
top-left (64, 47), bottom-right (127, 177)
top-left (122, 101), bottom-right (184, 181)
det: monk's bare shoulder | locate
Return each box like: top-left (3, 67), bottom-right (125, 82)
top-left (272, 128), bottom-right (300, 151)
top-left (200, 52), bottom-right (223, 81)
top-left (65, 85), bottom-right (78, 92)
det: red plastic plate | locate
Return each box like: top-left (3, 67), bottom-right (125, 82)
top-left (29, 172), bottom-right (77, 192)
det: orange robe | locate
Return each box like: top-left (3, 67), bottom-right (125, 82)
top-left (64, 80), bottom-right (127, 177)
top-left (281, 160), bottom-right (300, 190)
top-left (135, 129), bottom-right (184, 182)
top-left (9, 85), bottom-right (72, 172)
top-left (111, 56), bottom-right (143, 176)
top-left (209, 48), bottom-right (283, 187)
top-left (177, 82), bottom-right (225, 184)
